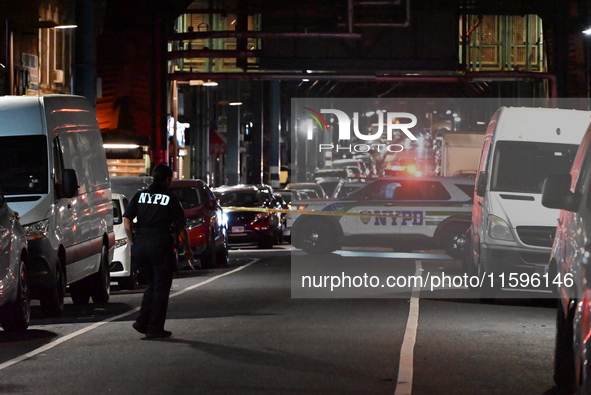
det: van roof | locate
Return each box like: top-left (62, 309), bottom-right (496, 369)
top-left (494, 107), bottom-right (591, 144)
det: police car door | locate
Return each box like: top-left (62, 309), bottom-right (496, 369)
top-left (348, 180), bottom-right (402, 237)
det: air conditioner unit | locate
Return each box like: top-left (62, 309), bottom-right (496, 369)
top-left (53, 69), bottom-right (64, 84)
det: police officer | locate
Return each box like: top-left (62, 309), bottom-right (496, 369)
top-left (123, 164), bottom-right (196, 339)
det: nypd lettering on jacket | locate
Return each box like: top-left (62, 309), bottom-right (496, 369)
top-left (138, 192), bottom-right (170, 206)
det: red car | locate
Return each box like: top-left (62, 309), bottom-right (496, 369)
top-left (170, 180), bottom-right (228, 269)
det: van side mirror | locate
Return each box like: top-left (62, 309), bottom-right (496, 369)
top-left (541, 174), bottom-right (579, 211)
top-left (61, 169), bottom-right (79, 198)
top-left (475, 172), bottom-right (487, 197)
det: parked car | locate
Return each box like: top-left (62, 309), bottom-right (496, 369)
top-left (170, 179), bottom-right (228, 268)
top-left (541, 120), bottom-right (591, 392)
top-left (316, 177), bottom-right (343, 197)
top-left (285, 182), bottom-right (326, 199)
top-left (111, 193), bottom-right (138, 289)
top-left (0, 192), bottom-right (29, 332)
top-left (288, 176), bottom-right (473, 258)
top-left (213, 184), bottom-right (282, 249)
top-left (331, 180), bottom-right (366, 199)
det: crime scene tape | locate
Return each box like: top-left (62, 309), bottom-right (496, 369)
top-left (221, 206), bottom-right (471, 222)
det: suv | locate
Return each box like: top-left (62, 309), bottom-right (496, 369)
top-left (288, 176), bottom-right (474, 257)
top-left (213, 184), bottom-right (282, 249)
top-left (541, 121), bottom-right (591, 392)
top-left (0, 191), bottom-right (30, 332)
top-left (170, 180), bottom-right (228, 269)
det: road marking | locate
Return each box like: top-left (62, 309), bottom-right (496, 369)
top-left (395, 260), bottom-right (422, 395)
top-left (0, 261), bottom-right (256, 372)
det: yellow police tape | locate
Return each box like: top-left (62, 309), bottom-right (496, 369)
top-left (221, 206), bottom-right (471, 222)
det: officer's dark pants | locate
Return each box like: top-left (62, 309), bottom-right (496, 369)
top-left (132, 233), bottom-right (176, 333)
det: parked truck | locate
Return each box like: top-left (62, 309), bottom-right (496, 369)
top-left (435, 132), bottom-right (485, 178)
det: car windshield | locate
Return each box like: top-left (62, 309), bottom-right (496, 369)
top-left (0, 136), bottom-right (49, 195)
top-left (490, 141), bottom-right (578, 194)
top-left (170, 187), bottom-right (202, 209)
top-left (217, 190), bottom-right (265, 207)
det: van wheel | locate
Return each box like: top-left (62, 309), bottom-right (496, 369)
top-left (442, 222), bottom-right (469, 260)
top-left (0, 258), bottom-right (30, 332)
top-left (89, 245), bottom-right (110, 304)
top-left (554, 300), bottom-right (576, 389)
top-left (40, 258), bottom-right (65, 317)
top-left (297, 220), bottom-right (338, 255)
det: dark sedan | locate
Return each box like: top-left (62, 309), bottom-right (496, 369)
top-left (213, 185), bottom-right (282, 249)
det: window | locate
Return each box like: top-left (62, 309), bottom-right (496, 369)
top-left (170, 187), bottom-right (202, 209)
top-left (0, 136), bottom-right (49, 195)
top-left (491, 141), bottom-right (578, 194)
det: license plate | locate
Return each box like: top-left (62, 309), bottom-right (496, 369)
top-left (231, 226), bottom-right (245, 233)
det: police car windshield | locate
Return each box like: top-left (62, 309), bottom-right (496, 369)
top-left (0, 135), bottom-right (48, 195)
top-left (491, 141), bottom-right (578, 194)
top-left (217, 190), bottom-right (264, 207)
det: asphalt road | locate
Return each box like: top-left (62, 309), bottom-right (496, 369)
top-left (0, 247), bottom-right (559, 394)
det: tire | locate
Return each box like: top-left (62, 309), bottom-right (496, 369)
top-left (216, 238), bottom-right (229, 267)
top-left (200, 231), bottom-right (218, 269)
top-left (89, 245), bottom-right (110, 304)
top-left (296, 220), bottom-right (337, 255)
top-left (39, 258), bottom-right (65, 317)
top-left (441, 222), bottom-right (470, 260)
top-left (258, 237), bottom-right (274, 249)
top-left (554, 300), bottom-right (576, 390)
top-left (0, 257), bottom-right (30, 332)
top-left (477, 255), bottom-right (497, 302)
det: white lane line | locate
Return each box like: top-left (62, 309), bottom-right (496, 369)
top-left (0, 261), bottom-right (256, 372)
top-left (395, 260), bottom-right (422, 395)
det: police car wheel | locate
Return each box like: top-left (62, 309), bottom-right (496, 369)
top-left (298, 220), bottom-right (337, 255)
top-left (442, 223), bottom-right (469, 260)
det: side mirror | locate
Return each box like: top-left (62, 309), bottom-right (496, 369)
top-left (475, 172), bottom-right (486, 197)
top-left (61, 169), bottom-right (79, 198)
top-left (582, 245), bottom-right (591, 288)
top-left (541, 174), bottom-right (579, 211)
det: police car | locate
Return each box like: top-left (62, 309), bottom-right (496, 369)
top-left (288, 176), bottom-right (474, 257)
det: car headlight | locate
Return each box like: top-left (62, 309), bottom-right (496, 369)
top-left (488, 215), bottom-right (514, 241)
top-left (186, 216), bottom-right (205, 230)
top-left (23, 219), bottom-right (50, 239)
top-left (115, 237), bottom-right (128, 249)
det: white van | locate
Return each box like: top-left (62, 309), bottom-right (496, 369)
top-left (0, 95), bottom-right (114, 316)
top-left (470, 106), bottom-right (591, 298)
